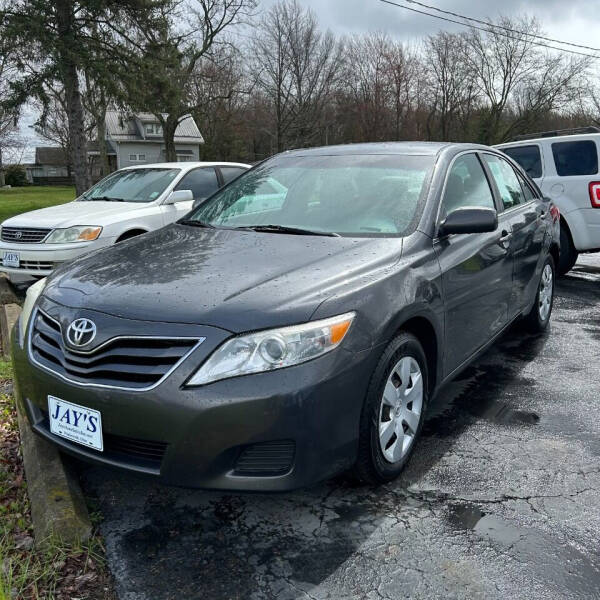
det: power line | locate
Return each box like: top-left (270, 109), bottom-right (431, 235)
top-left (401, 0), bottom-right (600, 53)
top-left (378, 0), bottom-right (600, 60)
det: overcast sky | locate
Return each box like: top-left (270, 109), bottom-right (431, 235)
top-left (19, 0), bottom-right (599, 162)
top-left (263, 0), bottom-right (600, 49)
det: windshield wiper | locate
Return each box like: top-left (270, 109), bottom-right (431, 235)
top-left (92, 196), bottom-right (126, 202)
top-left (179, 219), bottom-right (216, 229)
top-left (243, 224), bottom-right (340, 237)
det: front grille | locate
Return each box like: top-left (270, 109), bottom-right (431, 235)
top-left (234, 440), bottom-right (295, 476)
top-left (19, 260), bottom-right (55, 271)
top-left (30, 310), bottom-right (200, 390)
top-left (1, 227), bottom-right (51, 243)
top-left (40, 409), bottom-right (168, 469)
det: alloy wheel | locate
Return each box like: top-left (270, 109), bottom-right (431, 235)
top-left (538, 263), bottom-right (553, 322)
top-left (378, 356), bottom-right (423, 463)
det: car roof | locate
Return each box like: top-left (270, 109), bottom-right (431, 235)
top-left (496, 132), bottom-right (600, 148)
top-left (281, 141), bottom-right (494, 157)
top-left (120, 161), bottom-right (251, 171)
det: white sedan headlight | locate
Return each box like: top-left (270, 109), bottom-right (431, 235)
top-left (19, 277), bottom-right (47, 348)
top-left (46, 226), bottom-right (102, 243)
top-left (187, 312), bottom-right (356, 386)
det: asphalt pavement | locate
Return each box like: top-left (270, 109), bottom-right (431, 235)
top-left (80, 254), bottom-right (600, 600)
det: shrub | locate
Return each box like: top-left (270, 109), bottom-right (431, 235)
top-left (4, 165), bottom-right (28, 187)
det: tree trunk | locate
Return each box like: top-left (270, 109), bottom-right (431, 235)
top-left (97, 117), bottom-right (109, 177)
top-left (0, 148), bottom-right (4, 187)
top-left (163, 116), bottom-right (178, 162)
top-left (55, 0), bottom-right (91, 196)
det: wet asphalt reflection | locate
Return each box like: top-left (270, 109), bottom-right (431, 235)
top-left (80, 254), bottom-right (600, 599)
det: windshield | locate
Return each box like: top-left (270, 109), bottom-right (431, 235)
top-left (80, 168), bottom-right (180, 203)
top-left (186, 154), bottom-right (434, 236)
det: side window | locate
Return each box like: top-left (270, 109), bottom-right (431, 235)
top-left (175, 168), bottom-right (219, 200)
top-left (442, 153), bottom-right (495, 215)
top-left (220, 167), bottom-right (247, 184)
top-left (482, 154), bottom-right (525, 210)
top-left (551, 140), bottom-right (598, 176)
top-left (501, 145), bottom-right (542, 179)
top-left (516, 172), bottom-right (536, 202)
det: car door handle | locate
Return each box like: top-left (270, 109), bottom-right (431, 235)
top-left (499, 231), bottom-right (512, 249)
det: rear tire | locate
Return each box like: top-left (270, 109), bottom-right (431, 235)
top-left (524, 255), bottom-right (555, 333)
top-left (558, 222), bottom-right (578, 275)
top-left (354, 332), bottom-right (428, 484)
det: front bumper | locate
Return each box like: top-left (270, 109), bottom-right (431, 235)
top-left (12, 316), bottom-right (378, 491)
top-left (0, 238), bottom-right (113, 276)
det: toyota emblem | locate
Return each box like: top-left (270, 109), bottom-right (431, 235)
top-left (14, 231), bottom-right (22, 240)
top-left (67, 318), bottom-right (97, 347)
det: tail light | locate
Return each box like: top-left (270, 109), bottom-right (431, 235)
top-left (589, 182), bottom-right (600, 208)
top-left (550, 205), bottom-right (560, 222)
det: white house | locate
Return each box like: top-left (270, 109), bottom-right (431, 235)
top-left (88, 111), bottom-right (205, 178)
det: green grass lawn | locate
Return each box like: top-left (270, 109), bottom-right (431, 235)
top-left (0, 186), bottom-right (75, 223)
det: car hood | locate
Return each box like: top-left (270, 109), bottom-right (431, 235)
top-left (2, 201), bottom-right (149, 228)
top-left (45, 224), bottom-right (403, 332)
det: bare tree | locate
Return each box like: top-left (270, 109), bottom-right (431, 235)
top-left (424, 32), bottom-right (478, 141)
top-left (501, 54), bottom-right (589, 142)
top-left (250, 2), bottom-right (295, 152)
top-left (32, 85), bottom-right (73, 175)
top-left (190, 44), bottom-right (252, 160)
top-left (383, 41), bottom-right (418, 141)
top-left (125, 0), bottom-right (256, 161)
top-left (251, 0), bottom-right (342, 151)
top-left (463, 16), bottom-right (589, 144)
top-left (83, 72), bottom-right (111, 178)
top-left (282, 0), bottom-right (342, 148)
top-left (341, 33), bottom-right (393, 142)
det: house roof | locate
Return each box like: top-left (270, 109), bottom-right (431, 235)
top-left (105, 111), bottom-right (204, 144)
top-left (35, 146), bottom-right (69, 166)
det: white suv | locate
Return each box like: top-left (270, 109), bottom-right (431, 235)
top-left (0, 161), bottom-right (249, 279)
top-left (496, 128), bottom-right (600, 274)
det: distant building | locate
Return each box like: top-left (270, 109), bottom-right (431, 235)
top-left (25, 147), bottom-right (73, 185)
top-left (26, 112), bottom-right (205, 185)
top-left (88, 111), bottom-right (204, 180)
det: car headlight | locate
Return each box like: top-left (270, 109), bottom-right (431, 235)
top-left (187, 311), bottom-right (356, 386)
top-left (19, 277), bottom-right (47, 348)
top-left (45, 226), bottom-right (102, 243)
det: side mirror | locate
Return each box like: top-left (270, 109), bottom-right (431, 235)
top-left (164, 189), bottom-right (193, 205)
top-left (439, 207), bottom-right (498, 236)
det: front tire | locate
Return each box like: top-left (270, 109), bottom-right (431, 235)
top-left (558, 222), bottom-right (578, 275)
top-left (524, 255), bottom-right (555, 333)
top-left (354, 332), bottom-right (428, 484)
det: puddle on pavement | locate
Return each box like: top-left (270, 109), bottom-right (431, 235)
top-left (583, 326), bottom-right (600, 341)
top-left (449, 505), bottom-right (525, 546)
top-left (447, 503), bottom-right (600, 596)
top-left (469, 399), bottom-right (539, 425)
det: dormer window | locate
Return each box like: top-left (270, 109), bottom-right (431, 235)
top-left (145, 123), bottom-right (163, 136)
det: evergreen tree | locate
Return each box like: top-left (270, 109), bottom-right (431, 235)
top-left (0, 0), bottom-right (165, 194)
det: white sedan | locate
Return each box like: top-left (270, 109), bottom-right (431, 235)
top-left (0, 161), bottom-right (249, 279)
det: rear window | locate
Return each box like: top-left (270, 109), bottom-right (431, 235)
top-left (220, 166), bottom-right (247, 184)
top-left (501, 145), bottom-right (542, 179)
top-left (552, 140), bottom-right (598, 176)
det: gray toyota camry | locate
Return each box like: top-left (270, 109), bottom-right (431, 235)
top-left (13, 142), bottom-right (559, 491)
